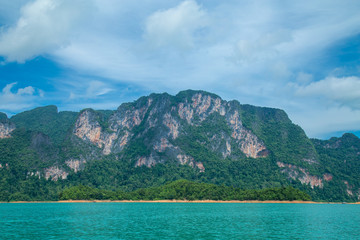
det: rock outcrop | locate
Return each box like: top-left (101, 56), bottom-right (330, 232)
top-left (71, 91), bottom-right (268, 172)
top-left (44, 166), bottom-right (68, 181)
top-left (2, 90), bottom-right (360, 202)
top-left (0, 116), bottom-right (15, 139)
top-left (277, 161), bottom-right (333, 189)
top-left (65, 159), bottom-right (86, 173)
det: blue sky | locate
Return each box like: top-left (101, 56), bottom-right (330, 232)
top-left (0, 0), bottom-right (359, 139)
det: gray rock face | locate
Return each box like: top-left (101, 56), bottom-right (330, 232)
top-left (0, 120), bottom-right (15, 139)
top-left (3, 90), bottom-right (359, 202)
top-left (72, 91), bottom-right (268, 172)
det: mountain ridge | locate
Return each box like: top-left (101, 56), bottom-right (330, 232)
top-left (0, 90), bottom-right (359, 202)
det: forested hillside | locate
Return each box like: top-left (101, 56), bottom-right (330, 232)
top-left (0, 90), bottom-right (359, 202)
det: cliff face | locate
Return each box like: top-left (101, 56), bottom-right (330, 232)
top-left (312, 133), bottom-right (360, 200)
top-left (72, 91), bottom-right (268, 171)
top-left (0, 122), bottom-right (15, 139)
top-left (276, 161), bottom-right (333, 189)
top-left (1, 90), bottom-right (359, 201)
top-left (0, 113), bottom-right (15, 139)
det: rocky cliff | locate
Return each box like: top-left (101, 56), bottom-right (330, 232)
top-left (1, 90), bottom-right (359, 202)
top-left (0, 113), bottom-right (15, 139)
top-left (311, 133), bottom-right (360, 200)
top-left (72, 91), bottom-right (268, 171)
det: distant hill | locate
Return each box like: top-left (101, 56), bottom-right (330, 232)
top-left (0, 90), bottom-right (359, 202)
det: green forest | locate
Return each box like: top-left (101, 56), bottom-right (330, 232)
top-left (59, 180), bottom-right (311, 201)
top-left (1, 91), bottom-right (359, 203)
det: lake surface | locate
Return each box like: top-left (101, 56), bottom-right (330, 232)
top-left (0, 203), bottom-right (359, 239)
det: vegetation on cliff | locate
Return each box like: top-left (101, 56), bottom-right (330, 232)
top-left (0, 90), bottom-right (359, 202)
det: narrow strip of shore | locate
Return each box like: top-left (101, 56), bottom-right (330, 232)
top-left (4, 200), bottom-right (358, 204)
top-left (57, 200), bottom-right (325, 204)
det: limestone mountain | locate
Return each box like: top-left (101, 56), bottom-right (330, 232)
top-left (0, 90), bottom-right (359, 201)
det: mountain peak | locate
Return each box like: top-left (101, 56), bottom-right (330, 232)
top-left (1, 90), bottom-right (360, 202)
top-left (176, 89), bottom-right (221, 101)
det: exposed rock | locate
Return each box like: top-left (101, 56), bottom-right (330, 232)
top-left (45, 166), bottom-right (68, 181)
top-left (73, 110), bottom-right (119, 155)
top-left (178, 93), bottom-right (226, 124)
top-left (195, 162), bottom-right (205, 172)
top-left (73, 99), bottom-right (154, 155)
top-left (178, 102), bottom-right (194, 124)
top-left (298, 170), bottom-right (323, 189)
top-left (119, 131), bottom-right (130, 148)
top-left (148, 107), bottom-right (159, 127)
top-left (323, 173), bottom-right (333, 181)
top-left (73, 110), bottom-right (103, 148)
top-left (112, 98), bottom-right (152, 131)
top-left (72, 91), bottom-right (268, 163)
top-left (228, 110), bottom-right (267, 158)
top-left (177, 154), bottom-right (193, 165)
top-left (190, 94), bottom-right (225, 119)
top-left (277, 162), bottom-right (286, 168)
top-left (302, 158), bottom-right (318, 164)
top-left (343, 181), bottom-right (360, 199)
top-left (163, 113), bottom-right (179, 139)
top-left (153, 138), bottom-right (175, 152)
top-left (223, 140), bottom-right (232, 158)
top-left (207, 133), bottom-right (232, 159)
top-left (71, 91), bottom-right (270, 173)
top-left (192, 94), bottom-right (212, 120)
top-left (135, 155), bottom-right (157, 168)
top-left (277, 161), bottom-right (324, 188)
top-left (3, 90), bottom-right (360, 201)
top-left (66, 159), bottom-right (86, 173)
top-left (0, 163), bottom-right (9, 169)
top-left (209, 98), bottom-right (226, 116)
top-left (176, 92), bottom-right (267, 158)
top-left (0, 122), bottom-right (15, 139)
top-left (177, 154), bottom-right (205, 172)
top-left (27, 171), bottom-right (41, 179)
top-left (344, 181), bottom-right (353, 196)
top-left (102, 133), bottom-right (117, 155)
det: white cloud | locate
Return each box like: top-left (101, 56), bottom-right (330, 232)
top-left (233, 29), bottom-right (292, 64)
top-left (144, 0), bottom-right (208, 49)
top-left (296, 76), bottom-right (360, 109)
top-left (17, 86), bottom-right (35, 95)
top-left (290, 106), bottom-right (360, 139)
top-left (296, 72), bottom-right (313, 84)
top-left (0, 0), bottom-right (91, 63)
top-left (67, 79), bottom-right (114, 100)
top-left (0, 0), bottom-right (360, 138)
top-left (48, 0), bottom-right (360, 91)
top-left (86, 81), bottom-right (113, 97)
top-left (0, 82), bottom-right (42, 112)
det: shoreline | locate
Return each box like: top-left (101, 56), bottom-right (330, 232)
top-left (3, 200), bottom-right (359, 204)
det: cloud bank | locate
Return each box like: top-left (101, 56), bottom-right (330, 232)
top-left (0, 0), bottom-right (91, 62)
top-left (0, 82), bottom-right (42, 112)
top-left (296, 76), bottom-right (360, 109)
top-left (0, 0), bottom-right (359, 138)
top-left (144, 0), bottom-right (208, 49)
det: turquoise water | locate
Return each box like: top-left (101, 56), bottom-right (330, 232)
top-left (0, 203), bottom-right (359, 239)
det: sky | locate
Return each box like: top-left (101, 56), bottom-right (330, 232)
top-left (0, 0), bottom-right (359, 139)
